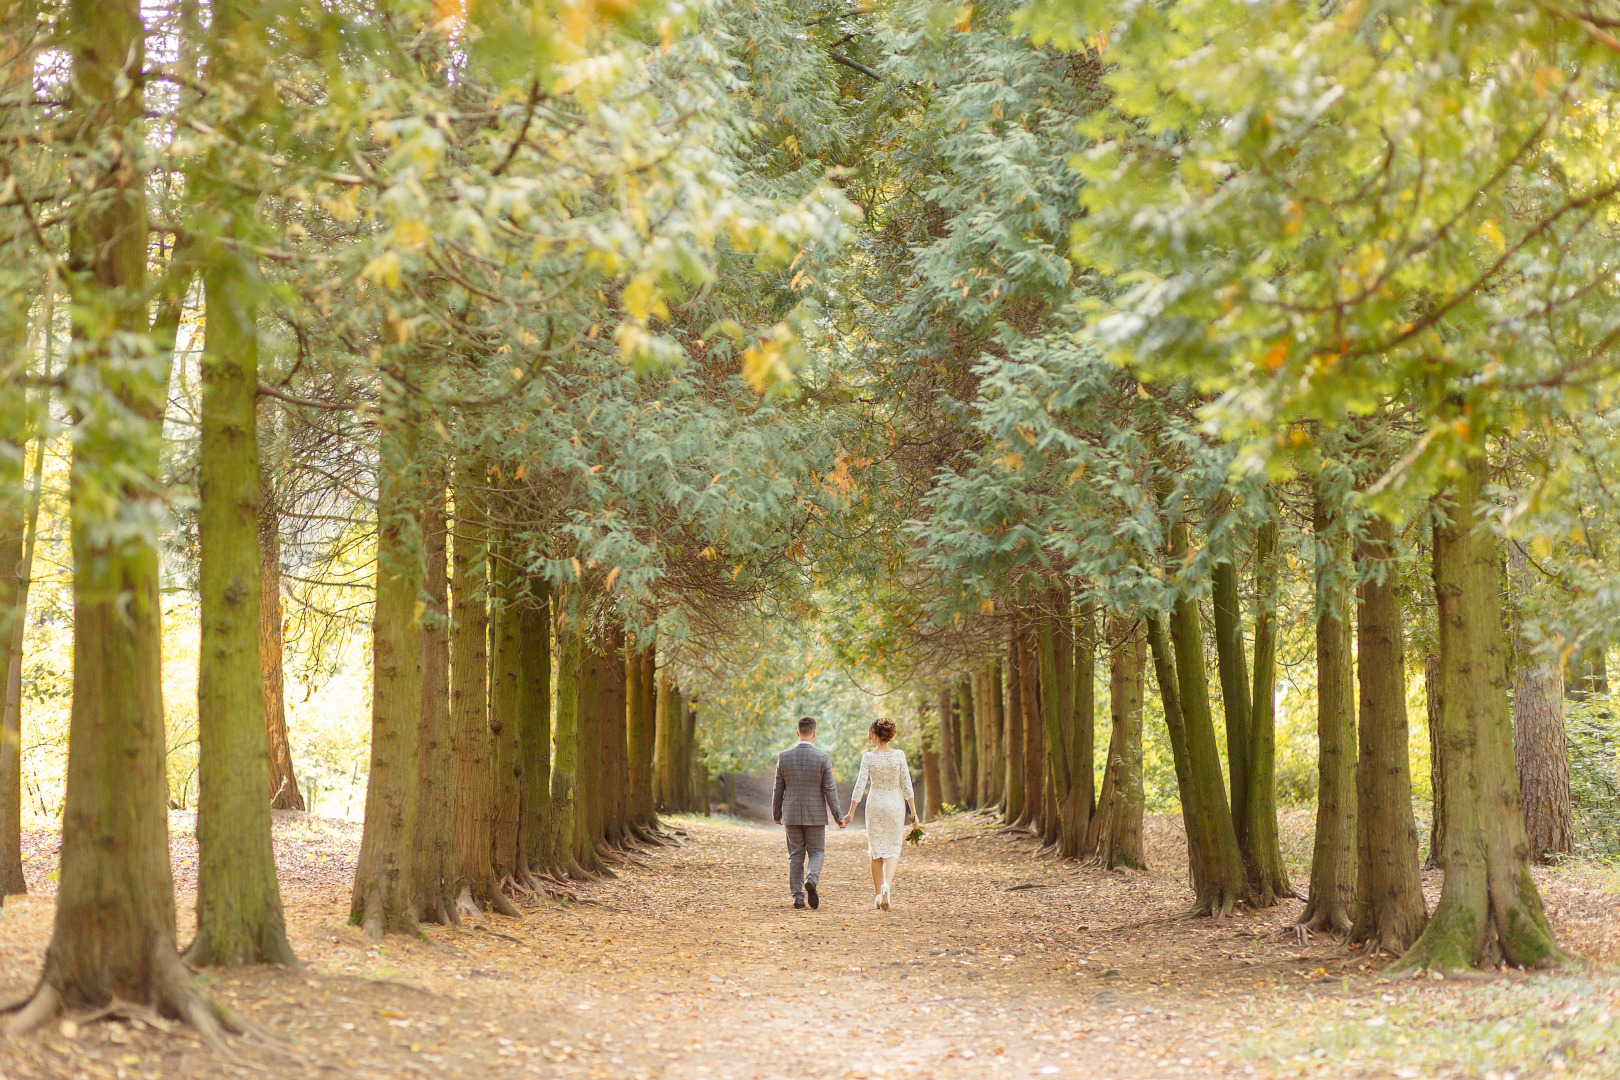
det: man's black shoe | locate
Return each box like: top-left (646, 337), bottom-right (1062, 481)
top-left (806, 882), bottom-right (820, 910)
top-left (794, 897), bottom-right (807, 909)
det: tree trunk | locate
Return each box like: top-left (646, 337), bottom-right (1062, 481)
top-left (350, 406), bottom-right (423, 940)
top-left (259, 476), bottom-right (303, 811)
top-left (654, 673), bottom-right (681, 812)
top-left (1298, 488), bottom-right (1357, 936)
top-left (680, 699), bottom-right (699, 813)
top-left (957, 678), bottom-right (979, 808)
top-left (1089, 618), bottom-right (1146, 869)
top-left (1242, 520), bottom-right (1291, 906)
top-left (1212, 559), bottom-right (1251, 837)
top-left (450, 456), bottom-right (513, 916)
top-left (1018, 629), bottom-right (1043, 830)
top-left (1004, 632), bottom-right (1026, 825)
top-left (1065, 605), bottom-right (1096, 859)
top-left (188, 244), bottom-right (294, 966)
top-left (0, 315), bottom-right (31, 897)
top-left (573, 636), bottom-right (608, 870)
top-left (1037, 614), bottom-right (1075, 852)
top-left (980, 663), bottom-right (1004, 806)
top-left (1508, 544), bottom-right (1574, 862)
top-left (625, 637), bottom-right (655, 829)
top-left (601, 623), bottom-right (629, 846)
top-left (488, 548), bottom-right (524, 890)
top-left (1351, 514), bottom-right (1426, 954)
top-left (5, 1), bottom-right (227, 1033)
top-left (935, 685), bottom-right (962, 809)
top-left (1165, 571), bottom-right (1247, 917)
top-left (518, 580), bottom-right (551, 872)
top-left (1424, 651), bottom-right (1445, 870)
top-left (920, 711), bottom-right (943, 821)
top-left (1399, 455), bottom-right (1561, 971)
top-left (413, 471), bottom-right (456, 924)
top-left (549, 617), bottom-right (585, 877)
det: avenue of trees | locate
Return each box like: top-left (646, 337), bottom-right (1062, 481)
top-left (4, 0), bottom-right (1620, 1042)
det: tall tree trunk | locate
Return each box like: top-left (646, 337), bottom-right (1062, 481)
top-left (680, 699), bottom-right (699, 812)
top-left (1037, 614), bottom-right (1075, 851)
top-left (956, 678), bottom-right (979, 808)
top-left (6, 1), bottom-right (229, 1033)
top-left (1089, 618), bottom-right (1146, 869)
top-left (1164, 564), bottom-right (1247, 917)
top-left (981, 663), bottom-right (1004, 805)
top-left (450, 456), bottom-right (513, 916)
top-left (1424, 651), bottom-right (1445, 870)
top-left (351, 403), bottom-right (423, 940)
top-left (654, 673), bottom-right (682, 811)
top-left (936, 685), bottom-right (962, 809)
top-left (625, 636), bottom-right (656, 833)
top-left (413, 470), bottom-right (456, 924)
top-left (1065, 605), bottom-right (1096, 859)
top-left (1004, 632), bottom-right (1026, 825)
top-left (188, 236), bottom-right (294, 966)
top-left (549, 615), bottom-right (585, 877)
top-left (1508, 544), bottom-right (1574, 862)
top-left (573, 636), bottom-right (609, 871)
top-left (1212, 559), bottom-right (1251, 837)
top-left (488, 547), bottom-right (524, 891)
top-left (1351, 514), bottom-right (1426, 953)
top-left (920, 711), bottom-right (943, 821)
top-left (1242, 521), bottom-right (1291, 906)
top-left (518, 580), bottom-right (551, 873)
top-left (1018, 629), bottom-right (1043, 830)
top-left (1399, 456), bottom-right (1561, 971)
top-left (1298, 487), bottom-right (1357, 936)
top-left (601, 623), bottom-right (629, 845)
top-left (259, 474), bottom-right (303, 810)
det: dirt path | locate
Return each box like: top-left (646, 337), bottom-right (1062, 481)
top-left (3, 812), bottom-right (1620, 1079)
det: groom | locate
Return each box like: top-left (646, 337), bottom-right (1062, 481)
top-left (772, 716), bottom-right (846, 910)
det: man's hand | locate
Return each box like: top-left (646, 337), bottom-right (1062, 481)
top-left (773, 818), bottom-right (781, 825)
top-left (836, 815), bottom-right (850, 829)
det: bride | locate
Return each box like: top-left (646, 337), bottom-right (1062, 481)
top-left (840, 718), bottom-right (920, 910)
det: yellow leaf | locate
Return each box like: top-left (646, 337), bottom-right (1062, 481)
top-left (361, 251), bottom-right (402, 290)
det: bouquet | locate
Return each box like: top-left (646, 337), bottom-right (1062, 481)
top-left (904, 823), bottom-right (927, 846)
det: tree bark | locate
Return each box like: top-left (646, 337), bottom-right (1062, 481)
top-left (1351, 514), bottom-right (1426, 954)
top-left (6, 1), bottom-right (228, 1033)
top-left (1066, 605), bottom-right (1096, 859)
top-left (1018, 629), bottom-right (1043, 830)
top-left (920, 711), bottom-right (943, 821)
top-left (1398, 456), bottom-right (1561, 971)
top-left (413, 470), bottom-right (456, 924)
top-left (936, 684), bottom-right (961, 809)
top-left (549, 616), bottom-right (585, 877)
top-left (680, 699), bottom-right (699, 812)
top-left (188, 239), bottom-right (295, 966)
top-left (259, 474), bottom-right (303, 811)
top-left (518, 580), bottom-right (551, 872)
top-left (956, 678), bottom-right (979, 808)
top-left (1424, 651), bottom-right (1445, 870)
top-left (1242, 521), bottom-right (1291, 906)
top-left (624, 637), bottom-right (655, 829)
top-left (1212, 559), bottom-right (1250, 837)
top-left (601, 623), bottom-right (629, 845)
top-left (1037, 613), bottom-right (1076, 853)
top-left (488, 547), bottom-right (524, 890)
top-left (1508, 544), bottom-right (1573, 862)
top-left (573, 635), bottom-right (609, 870)
top-left (653, 672), bottom-right (678, 811)
top-left (1004, 632), bottom-right (1026, 825)
top-left (979, 663), bottom-right (1003, 806)
top-left (1089, 618), bottom-right (1146, 869)
top-left (1298, 488), bottom-right (1357, 936)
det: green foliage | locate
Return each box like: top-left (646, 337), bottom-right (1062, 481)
top-left (1568, 693), bottom-right (1620, 860)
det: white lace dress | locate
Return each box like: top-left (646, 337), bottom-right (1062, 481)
top-left (849, 749), bottom-right (914, 859)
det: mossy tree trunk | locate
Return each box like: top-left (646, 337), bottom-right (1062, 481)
top-left (602, 623), bottom-right (630, 846)
top-left (1037, 612), bottom-right (1077, 854)
top-left (1089, 617), bottom-right (1145, 869)
top-left (518, 579), bottom-right (551, 873)
top-left (1424, 651), bottom-right (1445, 870)
top-left (1398, 456), bottom-right (1561, 971)
top-left (653, 672), bottom-right (681, 812)
top-left (8, 0), bottom-right (229, 1036)
top-left (680, 698), bottom-right (699, 812)
top-left (1212, 558), bottom-right (1250, 837)
top-left (1003, 631), bottom-right (1025, 825)
top-left (1242, 521), bottom-right (1291, 906)
top-left (1508, 544), bottom-right (1573, 862)
top-left (1065, 605), bottom-right (1096, 860)
top-left (189, 242), bottom-right (295, 967)
top-left (920, 710), bottom-right (943, 821)
top-left (1351, 514), bottom-right (1426, 953)
top-left (573, 635), bottom-right (609, 871)
top-left (625, 636), bottom-right (655, 833)
top-left (1017, 628), bottom-right (1043, 829)
top-left (413, 470), bottom-right (456, 924)
top-left (1299, 488), bottom-right (1357, 936)
top-left (549, 615), bottom-right (585, 877)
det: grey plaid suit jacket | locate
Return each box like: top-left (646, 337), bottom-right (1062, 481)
top-left (772, 742), bottom-right (842, 826)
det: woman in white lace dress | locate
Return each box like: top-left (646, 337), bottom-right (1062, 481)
top-left (839, 718), bottom-right (919, 910)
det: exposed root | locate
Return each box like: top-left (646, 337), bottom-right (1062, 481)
top-left (3, 982), bottom-right (58, 1037)
top-left (454, 885), bottom-right (484, 922)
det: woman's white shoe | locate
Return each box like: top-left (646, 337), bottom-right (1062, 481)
top-left (879, 884), bottom-right (891, 911)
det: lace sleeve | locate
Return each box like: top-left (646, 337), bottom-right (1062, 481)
top-left (849, 752), bottom-right (870, 806)
top-left (900, 750), bottom-right (914, 799)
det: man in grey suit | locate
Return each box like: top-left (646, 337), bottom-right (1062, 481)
top-left (772, 716), bottom-right (846, 910)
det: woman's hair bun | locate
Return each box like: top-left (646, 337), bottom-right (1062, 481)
top-left (870, 717), bottom-right (897, 742)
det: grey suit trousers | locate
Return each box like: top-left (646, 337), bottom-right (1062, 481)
top-left (784, 824), bottom-right (825, 901)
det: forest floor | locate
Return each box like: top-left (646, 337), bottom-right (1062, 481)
top-left (2, 809), bottom-right (1620, 1080)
